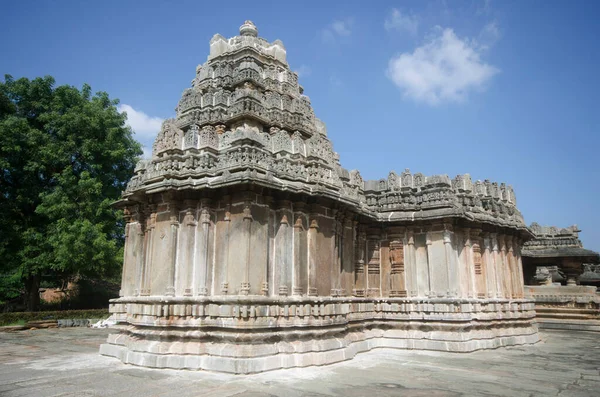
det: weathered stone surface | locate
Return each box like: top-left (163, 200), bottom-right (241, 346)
top-left (102, 21), bottom-right (540, 373)
top-left (522, 224), bottom-right (599, 331)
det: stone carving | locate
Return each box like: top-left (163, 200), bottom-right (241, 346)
top-left (272, 129), bottom-right (292, 153)
top-left (473, 241), bottom-right (483, 275)
top-left (199, 126), bottom-right (218, 149)
top-left (153, 119), bottom-right (182, 155)
top-left (389, 240), bottom-right (404, 273)
top-left (184, 124), bottom-right (199, 149)
top-left (103, 21), bottom-right (540, 374)
top-left (388, 171), bottom-right (399, 191)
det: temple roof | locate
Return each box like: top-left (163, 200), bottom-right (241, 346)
top-left (522, 223), bottom-right (600, 260)
top-left (121, 21), bottom-right (529, 232)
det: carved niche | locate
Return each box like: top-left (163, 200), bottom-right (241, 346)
top-left (389, 240), bottom-right (405, 273)
top-left (153, 119), bottom-right (183, 155)
top-left (389, 240), bottom-right (406, 297)
top-left (184, 124), bottom-right (199, 149)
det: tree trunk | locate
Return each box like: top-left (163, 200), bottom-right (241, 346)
top-left (24, 274), bottom-right (41, 312)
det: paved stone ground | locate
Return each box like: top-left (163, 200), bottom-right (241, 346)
top-left (0, 328), bottom-right (598, 396)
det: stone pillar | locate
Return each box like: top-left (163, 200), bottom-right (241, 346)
top-left (120, 207), bottom-right (139, 297)
top-left (406, 229), bottom-right (417, 297)
top-left (425, 231), bottom-right (434, 297)
top-left (140, 205), bottom-right (156, 296)
top-left (330, 209), bottom-right (341, 296)
top-left (499, 235), bottom-right (512, 298)
top-left (491, 233), bottom-right (503, 298)
top-left (453, 231), bottom-right (465, 298)
top-left (443, 225), bottom-right (457, 297)
top-left (415, 232), bottom-right (430, 297)
top-left (307, 213), bottom-right (319, 296)
top-left (471, 229), bottom-right (486, 299)
top-left (275, 200), bottom-right (292, 296)
top-left (562, 259), bottom-right (582, 286)
top-left (164, 203), bottom-right (179, 297)
top-left (514, 237), bottom-right (525, 298)
top-left (341, 217), bottom-right (354, 296)
top-left (367, 232), bottom-right (381, 297)
top-left (353, 225), bottom-right (366, 297)
top-left (483, 232), bottom-right (497, 298)
top-left (195, 199), bottom-right (211, 296)
top-left (264, 195), bottom-right (274, 297)
top-left (220, 198), bottom-right (231, 294)
top-left (506, 236), bottom-right (517, 298)
top-left (463, 228), bottom-right (474, 298)
top-left (389, 235), bottom-right (406, 297)
top-left (181, 201), bottom-right (197, 296)
top-left (292, 203), bottom-right (306, 296)
top-left (240, 198), bottom-right (253, 295)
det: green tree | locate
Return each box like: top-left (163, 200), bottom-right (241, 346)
top-left (0, 75), bottom-right (142, 311)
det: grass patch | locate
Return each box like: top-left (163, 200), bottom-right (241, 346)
top-left (4, 319), bottom-right (26, 327)
top-left (0, 309), bottom-right (110, 326)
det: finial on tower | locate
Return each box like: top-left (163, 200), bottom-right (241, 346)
top-left (240, 20), bottom-right (258, 37)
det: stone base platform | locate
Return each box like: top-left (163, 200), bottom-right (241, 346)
top-left (100, 296), bottom-right (539, 374)
top-left (525, 285), bottom-right (600, 332)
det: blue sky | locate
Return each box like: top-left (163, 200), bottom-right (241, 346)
top-left (1, 0), bottom-right (599, 251)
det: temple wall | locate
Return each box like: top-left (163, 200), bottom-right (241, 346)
top-left (121, 194), bottom-right (528, 301)
top-left (106, 192), bottom-right (538, 374)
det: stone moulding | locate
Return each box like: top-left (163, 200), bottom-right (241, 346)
top-left (100, 21), bottom-right (540, 374)
top-left (100, 297), bottom-right (538, 374)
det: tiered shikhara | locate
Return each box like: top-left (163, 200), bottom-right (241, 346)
top-left (100, 21), bottom-right (539, 373)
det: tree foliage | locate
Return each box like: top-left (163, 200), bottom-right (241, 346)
top-left (0, 75), bottom-right (142, 310)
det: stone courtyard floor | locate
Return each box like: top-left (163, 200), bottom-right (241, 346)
top-left (0, 328), bottom-right (598, 397)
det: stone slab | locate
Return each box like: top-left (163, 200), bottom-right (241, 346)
top-left (0, 328), bottom-right (598, 396)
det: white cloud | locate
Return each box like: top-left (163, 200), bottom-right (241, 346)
top-left (384, 9), bottom-right (419, 36)
top-left (476, 0), bottom-right (493, 16)
top-left (387, 28), bottom-right (499, 105)
top-left (294, 65), bottom-right (312, 78)
top-left (322, 18), bottom-right (353, 43)
top-left (117, 104), bottom-right (164, 158)
top-left (478, 21), bottom-right (500, 50)
top-left (332, 20), bottom-right (351, 36)
top-left (329, 75), bottom-right (343, 87)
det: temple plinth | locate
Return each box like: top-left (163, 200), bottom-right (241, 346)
top-left (100, 21), bottom-right (540, 373)
top-left (522, 224), bottom-right (600, 331)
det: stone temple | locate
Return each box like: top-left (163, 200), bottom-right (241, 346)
top-left (100, 21), bottom-right (540, 373)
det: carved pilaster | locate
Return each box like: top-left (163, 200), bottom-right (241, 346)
top-left (389, 239), bottom-right (406, 297)
top-left (163, 202), bottom-right (180, 297)
top-left (221, 198), bottom-right (231, 294)
top-left (482, 232), bottom-right (496, 298)
top-left (498, 234), bottom-right (511, 298)
top-left (182, 201), bottom-right (197, 296)
top-left (240, 198), bottom-right (253, 295)
top-left (276, 200), bottom-right (292, 296)
top-left (491, 232), bottom-right (503, 298)
top-left (406, 229), bottom-right (417, 297)
top-left (462, 228), bottom-right (473, 298)
top-left (367, 233), bottom-right (381, 297)
top-left (195, 199), bottom-right (211, 296)
top-left (330, 209), bottom-right (344, 297)
top-left (443, 225), bottom-right (457, 297)
top-left (471, 229), bottom-right (485, 299)
top-left (425, 231), bottom-right (434, 297)
top-left (292, 202), bottom-right (306, 296)
top-left (140, 204), bottom-right (156, 296)
top-left (307, 213), bottom-right (319, 296)
top-left (514, 237), bottom-right (525, 298)
top-left (353, 225), bottom-right (366, 297)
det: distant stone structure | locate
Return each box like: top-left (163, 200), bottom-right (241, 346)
top-left (100, 21), bottom-right (539, 373)
top-left (523, 224), bottom-right (599, 286)
top-left (523, 224), bottom-right (600, 331)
